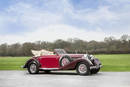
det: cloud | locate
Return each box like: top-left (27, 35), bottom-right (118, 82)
top-left (0, 24), bottom-right (107, 44)
top-left (105, 0), bottom-right (130, 5)
top-left (0, 0), bottom-right (129, 44)
top-left (4, 2), bottom-right (63, 31)
top-left (72, 6), bottom-right (119, 25)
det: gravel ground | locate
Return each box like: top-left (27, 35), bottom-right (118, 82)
top-left (0, 71), bottom-right (130, 87)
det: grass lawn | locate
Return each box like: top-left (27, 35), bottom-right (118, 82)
top-left (95, 54), bottom-right (130, 71)
top-left (0, 57), bottom-right (30, 70)
top-left (0, 54), bottom-right (130, 71)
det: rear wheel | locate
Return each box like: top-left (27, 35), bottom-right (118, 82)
top-left (28, 62), bottom-right (39, 74)
top-left (76, 62), bottom-right (90, 75)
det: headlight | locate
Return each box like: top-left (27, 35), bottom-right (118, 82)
top-left (90, 55), bottom-right (94, 59)
top-left (83, 54), bottom-right (94, 60)
top-left (83, 54), bottom-right (93, 65)
top-left (83, 54), bottom-right (91, 60)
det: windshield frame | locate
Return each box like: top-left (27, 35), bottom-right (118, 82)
top-left (54, 49), bottom-right (67, 55)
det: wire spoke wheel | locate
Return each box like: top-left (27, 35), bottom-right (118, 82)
top-left (78, 64), bottom-right (87, 74)
top-left (28, 62), bottom-right (39, 74)
top-left (30, 64), bottom-right (37, 73)
top-left (76, 62), bottom-right (90, 75)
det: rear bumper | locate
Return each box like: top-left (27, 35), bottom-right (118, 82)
top-left (22, 65), bottom-right (26, 68)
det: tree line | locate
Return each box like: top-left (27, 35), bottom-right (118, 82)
top-left (0, 35), bottom-right (130, 56)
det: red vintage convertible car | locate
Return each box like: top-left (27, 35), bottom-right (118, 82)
top-left (23, 49), bottom-right (102, 75)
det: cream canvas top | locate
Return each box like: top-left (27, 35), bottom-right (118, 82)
top-left (31, 49), bottom-right (54, 57)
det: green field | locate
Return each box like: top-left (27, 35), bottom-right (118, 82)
top-left (0, 57), bottom-right (30, 70)
top-left (0, 54), bottom-right (130, 71)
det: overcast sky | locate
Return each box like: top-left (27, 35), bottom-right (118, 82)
top-left (0, 0), bottom-right (130, 44)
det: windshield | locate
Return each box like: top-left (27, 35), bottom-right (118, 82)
top-left (54, 49), bottom-right (67, 54)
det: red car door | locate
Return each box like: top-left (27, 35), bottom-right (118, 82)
top-left (40, 55), bottom-right (60, 68)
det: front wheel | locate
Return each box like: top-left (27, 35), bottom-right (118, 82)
top-left (28, 62), bottom-right (39, 74)
top-left (76, 62), bottom-right (90, 76)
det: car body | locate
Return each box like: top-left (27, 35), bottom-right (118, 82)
top-left (23, 49), bottom-right (102, 75)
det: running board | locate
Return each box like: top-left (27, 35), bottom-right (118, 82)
top-left (39, 68), bottom-right (59, 70)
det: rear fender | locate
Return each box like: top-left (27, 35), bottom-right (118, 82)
top-left (23, 58), bottom-right (40, 68)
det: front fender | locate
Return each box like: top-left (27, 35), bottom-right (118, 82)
top-left (60, 58), bottom-right (91, 70)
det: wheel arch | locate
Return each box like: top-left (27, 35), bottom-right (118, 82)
top-left (59, 55), bottom-right (72, 67)
top-left (74, 59), bottom-right (91, 69)
top-left (59, 55), bottom-right (71, 62)
top-left (23, 58), bottom-right (40, 68)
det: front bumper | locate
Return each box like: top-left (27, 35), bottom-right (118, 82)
top-left (90, 64), bottom-right (102, 70)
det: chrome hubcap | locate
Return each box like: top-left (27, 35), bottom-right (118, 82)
top-left (62, 58), bottom-right (70, 66)
top-left (30, 64), bottom-right (36, 73)
top-left (78, 64), bottom-right (87, 74)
